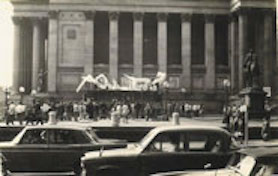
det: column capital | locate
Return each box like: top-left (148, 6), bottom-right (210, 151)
top-left (205, 14), bottom-right (215, 23)
top-left (84, 11), bottom-right (96, 20)
top-left (181, 13), bottom-right (192, 22)
top-left (30, 17), bottom-right (44, 25)
top-left (109, 12), bottom-right (119, 21)
top-left (157, 13), bottom-right (168, 22)
top-left (133, 12), bottom-right (144, 21)
top-left (48, 11), bottom-right (59, 19)
top-left (237, 8), bottom-right (251, 16)
top-left (12, 16), bottom-right (24, 25)
top-left (261, 8), bottom-right (275, 16)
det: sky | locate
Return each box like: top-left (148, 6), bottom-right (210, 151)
top-left (0, 1), bottom-right (13, 88)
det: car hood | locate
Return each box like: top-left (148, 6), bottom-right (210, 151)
top-left (152, 169), bottom-right (238, 176)
top-left (82, 144), bottom-right (141, 161)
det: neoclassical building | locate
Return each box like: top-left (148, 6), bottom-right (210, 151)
top-left (11, 0), bottom-right (276, 109)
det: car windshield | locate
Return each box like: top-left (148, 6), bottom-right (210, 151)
top-left (85, 128), bottom-right (100, 143)
top-left (138, 129), bottom-right (158, 148)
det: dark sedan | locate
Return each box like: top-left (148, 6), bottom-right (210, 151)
top-left (81, 125), bottom-right (239, 176)
top-left (0, 124), bottom-right (126, 175)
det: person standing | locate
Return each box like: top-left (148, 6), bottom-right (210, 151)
top-left (6, 102), bottom-right (15, 125)
top-left (32, 100), bottom-right (43, 125)
top-left (86, 100), bottom-right (95, 120)
top-left (122, 102), bottom-right (129, 123)
top-left (73, 102), bottom-right (79, 121)
top-left (15, 102), bottom-right (26, 125)
top-left (144, 102), bottom-right (152, 121)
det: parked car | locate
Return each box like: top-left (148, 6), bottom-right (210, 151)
top-left (151, 147), bottom-right (278, 176)
top-left (81, 125), bottom-right (239, 176)
top-left (0, 124), bottom-right (127, 175)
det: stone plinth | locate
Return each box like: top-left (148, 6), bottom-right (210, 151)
top-left (240, 87), bottom-right (266, 119)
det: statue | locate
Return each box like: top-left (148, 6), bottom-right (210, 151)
top-left (243, 50), bottom-right (261, 88)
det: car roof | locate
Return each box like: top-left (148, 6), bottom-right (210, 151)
top-left (152, 125), bottom-right (230, 135)
top-left (23, 123), bottom-right (91, 131)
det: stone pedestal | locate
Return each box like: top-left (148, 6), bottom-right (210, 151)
top-left (240, 87), bottom-right (266, 119)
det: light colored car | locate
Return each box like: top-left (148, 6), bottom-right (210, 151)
top-left (81, 125), bottom-right (239, 176)
top-left (0, 124), bottom-right (126, 176)
top-left (151, 147), bottom-right (278, 176)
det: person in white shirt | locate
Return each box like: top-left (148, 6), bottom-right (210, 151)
top-left (15, 102), bottom-right (26, 125)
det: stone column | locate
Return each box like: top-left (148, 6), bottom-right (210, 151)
top-left (230, 15), bottom-right (238, 93)
top-left (238, 11), bottom-right (248, 90)
top-left (12, 17), bottom-right (22, 93)
top-left (84, 11), bottom-right (95, 76)
top-left (263, 11), bottom-right (274, 87)
top-left (204, 14), bottom-right (216, 90)
top-left (109, 12), bottom-right (119, 80)
top-left (133, 12), bottom-right (144, 77)
top-left (32, 18), bottom-right (42, 91)
top-left (157, 13), bottom-right (168, 73)
top-left (47, 11), bottom-right (59, 92)
top-left (181, 14), bottom-right (192, 90)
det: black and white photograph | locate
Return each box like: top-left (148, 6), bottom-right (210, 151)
top-left (0, 0), bottom-right (278, 175)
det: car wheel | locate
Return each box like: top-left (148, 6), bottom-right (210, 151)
top-left (97, 169), bottom-right (121, 176)
top-left (73, 161), bottom-right (82, 176)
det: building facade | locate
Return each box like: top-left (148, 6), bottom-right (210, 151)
top-left (11, 0), bottom-right (276, 106)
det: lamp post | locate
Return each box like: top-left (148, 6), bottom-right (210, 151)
top-left (19, 86), bottom-right (25, 103)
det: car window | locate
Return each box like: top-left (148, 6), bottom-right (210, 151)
top-left (49, 129), bottom-right (91, 144)
top-left (20, 129), bottom-right (47, 144)
top-left (145, 132), bottom-right (186, 153)
top-left (187, 133), bottom-right (223, 152)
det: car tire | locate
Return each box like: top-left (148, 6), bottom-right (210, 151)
top-left (73, 161), bottom-right (82, 176)
top-left (97, 169), bottom-right (121, 176)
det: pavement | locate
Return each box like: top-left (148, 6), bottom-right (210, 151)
top-left (2, 114), bottom-right (278, 147)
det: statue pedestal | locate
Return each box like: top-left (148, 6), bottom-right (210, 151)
top-left (239, 87), bottom-right (266, 119)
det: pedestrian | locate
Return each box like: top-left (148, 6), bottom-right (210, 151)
top-left (86, 99), bottom-right (95, 120)
top-left (15, 102), bottom-right (26, 125)
top-left (65, 101), bottom-right (73, 121)
top-left (56, 101), bottom-right (65, 121)
top-left (144, 102), bottom-right (152, 121)
top-left (261, 100), bottom-right (272, 141)
top-left (25, 106), bottom-right (35, 125)
top-left (6, 102), bottom-right (15, 125)
top-left (122, 102), bottom-right (129, 123)
top-left (73, 101), bottom-right (79, 121)
top-left (34, 101), bottom-right (43, 125)
top-left (79, 102), bottom-right (87, 120)
top-left (41, 101), bottom-right (51, 122)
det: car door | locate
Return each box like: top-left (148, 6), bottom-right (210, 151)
top-left (173, 131), bottom-right (232, 171)
top-left (5, 128), bottom-right (49, 172)
top-left (138, 131), bottom-right (184, 175)
top-left (47, 129), bottom-right (99, 172)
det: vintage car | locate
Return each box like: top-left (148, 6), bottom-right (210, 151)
top-left (81, 125), bottom-right (239, 176)
top-left (0, 124), bottom-right (127, 175)
top-left (151, 147), bottom-right (278, 176)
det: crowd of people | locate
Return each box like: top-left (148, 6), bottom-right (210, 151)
top-left (223, 100), bottom-right (273, 141)
top-left (4, 98), bottom-right (205, 125)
